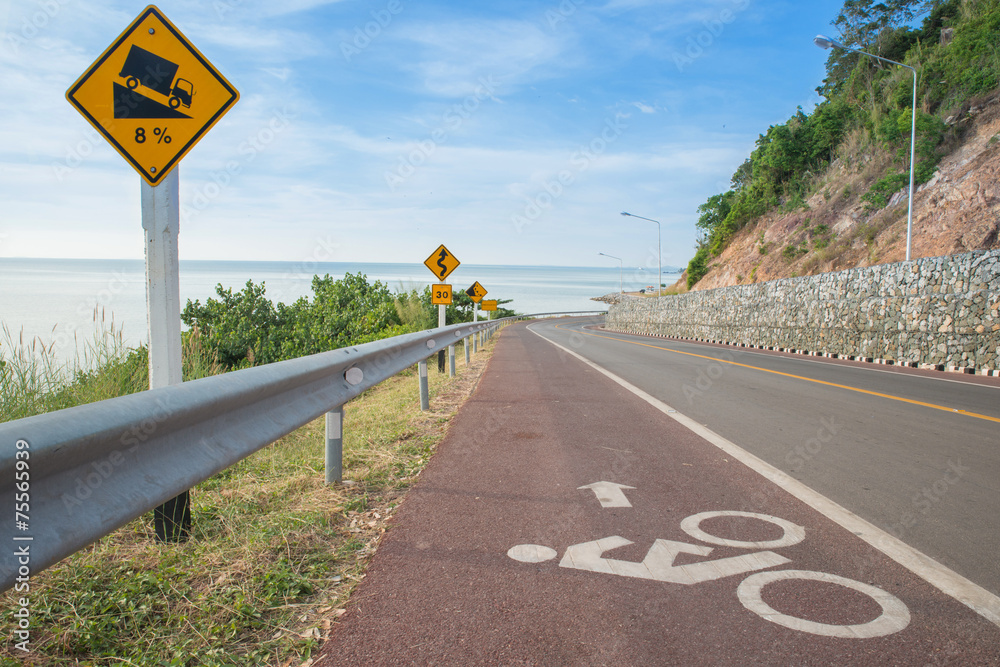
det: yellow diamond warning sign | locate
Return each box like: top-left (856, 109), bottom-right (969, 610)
top-left (424, 245), bottom-right (461, 281)
top-left (66, 5), bottom-right (239, 185)
top-left (465, 281), bottom-right (487, 303)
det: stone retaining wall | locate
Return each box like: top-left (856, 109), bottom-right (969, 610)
top-left (604, 250), bottom-right (1000, 372)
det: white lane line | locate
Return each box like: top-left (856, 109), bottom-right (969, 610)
top-left (526, 322), bottom-right (1000, 629)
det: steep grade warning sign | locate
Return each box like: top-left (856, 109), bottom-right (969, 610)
top-left (66, 5), bottom-right (239, 185)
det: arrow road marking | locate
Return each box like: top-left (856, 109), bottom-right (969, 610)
top-left (579, 481), bottom-right (635, 508)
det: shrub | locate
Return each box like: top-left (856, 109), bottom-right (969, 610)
top-left (686, 247), bottom-right (711, 288)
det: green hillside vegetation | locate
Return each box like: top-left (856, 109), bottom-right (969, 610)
top-left (686, 0), bottom-right (1000, 288)
top-left (1, 273), bottom-right (515, 423)
top-left (181, 272), bottom-right (516, 369)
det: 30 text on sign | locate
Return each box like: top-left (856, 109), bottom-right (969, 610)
top-left (431, 284), bottom-right (453, 305)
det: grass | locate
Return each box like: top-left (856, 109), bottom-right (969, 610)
top-left (0, 321), bottom-right (499, 666)
top-left (0, 313), bottom-right (147, 422)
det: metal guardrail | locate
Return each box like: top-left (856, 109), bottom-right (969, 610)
top-left (0, 311), bottom-right (605, 591)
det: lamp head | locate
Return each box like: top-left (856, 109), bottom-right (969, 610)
top-left (814, 34), bottom-right (844, 50)
top-left (620, 211), bottom-right (630, 217)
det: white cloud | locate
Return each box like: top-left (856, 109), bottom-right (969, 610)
top-left (392, 19), bottom-right (578, 96)
top-left (184, 23), bottom-right (322, 60)
top-left (0, 0), bottom-right (846, 269)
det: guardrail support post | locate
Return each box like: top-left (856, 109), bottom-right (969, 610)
top-left (419, 359), bottom-right (430, 411)
top-left (448, 344), bottom-right (456, 377)
top-left (464, 337), bottom-right (470, 365)
top-left (325, 406), bottom-right (343, 484)
top-left (473, 330), bottom-right (478, 354)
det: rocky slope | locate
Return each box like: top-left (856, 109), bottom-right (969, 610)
top-left (684, 92), bottom-right (1000, 292)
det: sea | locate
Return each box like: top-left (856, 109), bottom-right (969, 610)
top-left (0, 258), bottom-right (678, 362)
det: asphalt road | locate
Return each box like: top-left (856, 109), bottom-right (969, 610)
top-left (534, 316), bottom-right (1000, 598)
top-left (318, 318), bottom-right (1000, 666)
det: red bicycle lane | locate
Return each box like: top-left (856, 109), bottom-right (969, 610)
top-left (315, 321), bottom-right (999, 666)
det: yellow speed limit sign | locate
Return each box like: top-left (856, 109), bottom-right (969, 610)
top-left (481, 299), bottom-right (498, 312)
top-left (431, 284), bottom-right (453, 305)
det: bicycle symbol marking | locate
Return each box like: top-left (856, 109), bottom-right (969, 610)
top-left (507, 509), bottom-right (910, 638)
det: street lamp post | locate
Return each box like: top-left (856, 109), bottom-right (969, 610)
top-left (598, 252), bottom-right (623, 293)
top-left (620, 211), bottom-right (661, 295)
top-left (814, 34), bottom-right (917, 261)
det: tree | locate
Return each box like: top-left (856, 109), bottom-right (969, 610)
top-left (696, 192), bottom-right (735, 235)
top-left (181, 273), bottom-right (404, 368)
top-left (833, 0), bottom-right (926, 51)
top-left (181, 280), bottom-right (284, 367)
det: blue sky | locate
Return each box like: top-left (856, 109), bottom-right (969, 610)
top-left (0, 0), bottom-right (845, 269)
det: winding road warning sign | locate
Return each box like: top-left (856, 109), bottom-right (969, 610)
top-left (424, 245), bottom-right (460, 281)
top-left (66, 5), bottom-right (239, 185)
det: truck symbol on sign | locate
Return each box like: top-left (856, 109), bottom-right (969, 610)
top-left (119, 45), bottom-right (195, 109)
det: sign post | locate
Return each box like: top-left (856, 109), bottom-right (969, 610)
top-left (431, 284), bottom-right (453, 374)
top-left (465, 282), bottom-right (487, 351)
top-left (438, 302), bottom-right (446, 372)
top-left (142, 168), bottom-right (189, 541)
top-left (424, 246), bottom-right (460, 373)
top-left (481, 300), bottom-right (499, 342)
top-left (67, 5), bottom-right (239, 543)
